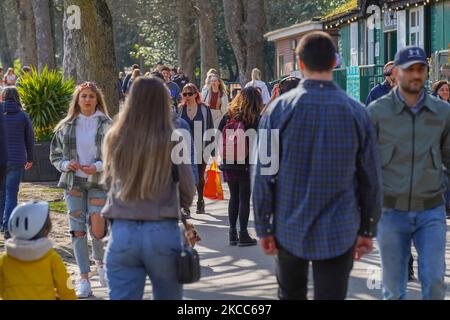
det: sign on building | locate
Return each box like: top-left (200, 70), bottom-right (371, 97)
top-left (383, 11), bottom-right (397, 32)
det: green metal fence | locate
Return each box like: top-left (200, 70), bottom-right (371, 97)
top-left (333, 65), bottom-right (385, 104)
top-left (359, 65), bottom-right (385, 103)
top-left (332, 68), bottom-right (347, 92)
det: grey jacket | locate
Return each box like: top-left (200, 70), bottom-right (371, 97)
top-left (50, 113), bottom-right (112, 191)
top-left (368, 88), bottom-right (450, 211)
top-left (101, 163), bottom-right (195, 221)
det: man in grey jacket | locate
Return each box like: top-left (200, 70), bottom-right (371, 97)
top-left (368, 46), bottom-right (449, 300)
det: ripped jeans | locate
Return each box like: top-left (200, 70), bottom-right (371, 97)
top-left (64, 177), bottom-right (107, 275)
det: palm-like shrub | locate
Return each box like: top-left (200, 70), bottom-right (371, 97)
top-left (17, 66), bottom-right (75, 141)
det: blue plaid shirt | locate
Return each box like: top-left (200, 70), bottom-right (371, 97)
top-left (252, 79), bottom-right (382, 260)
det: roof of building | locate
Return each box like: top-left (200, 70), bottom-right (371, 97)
top-left (264, 20), bottom-right (324, 42)
top-left (322, 0), bottom-right (359, 21)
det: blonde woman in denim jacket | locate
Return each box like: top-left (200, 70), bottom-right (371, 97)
top-left (50, 82), bottom-right (112, 298)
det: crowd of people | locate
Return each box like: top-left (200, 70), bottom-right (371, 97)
top-left (1, 31), bottom-right (450, 301)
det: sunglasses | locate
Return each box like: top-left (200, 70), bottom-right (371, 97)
top-left (182, 92), bottom-right (195, 97)
top-left (78, 82), bottom-right (97, 90)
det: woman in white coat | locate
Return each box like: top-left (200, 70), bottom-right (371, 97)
top-left (244, 68), bottom-right (271, 106)
top-left (201, 74), bottom-right (229, 128)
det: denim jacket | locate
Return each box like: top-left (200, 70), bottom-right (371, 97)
top-left (50, 113), bottom-right (112, 191)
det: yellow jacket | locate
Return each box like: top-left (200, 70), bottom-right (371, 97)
top-left (0, 238), bottom-right (77, 300)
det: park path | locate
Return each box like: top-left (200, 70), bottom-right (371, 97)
top-left (84, 186), bottom-right (450, 300)
top-left (2, 182), bottom-right (449, 300)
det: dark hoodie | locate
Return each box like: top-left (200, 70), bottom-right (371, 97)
top-left (2, 101), bottom-right (34, 166)
top-left (0, 102), bottom-right (7, 179)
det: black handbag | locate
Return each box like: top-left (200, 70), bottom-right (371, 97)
top-left (173, 164), bottom-right (201, 284)
top-left (177, 241), bottom-right (201, 284)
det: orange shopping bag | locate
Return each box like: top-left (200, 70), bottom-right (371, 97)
top-left (203, 160), bottom-right (224, 200)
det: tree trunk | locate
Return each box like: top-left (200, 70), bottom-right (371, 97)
top-left (226, 61), bottom-right (237, 82)
top-left (50, 0), bottom-right (64, 68)
top-left (195, 0), bottom-right (219, 85)
top-left (32, 0), bottom-right (56, 71)
top-left (177, 0), bottom-right (199, 83)
top-left (223, 0), bottom-right (265, 85)
top-left (16, 0), bottom-right (38, 67)
top-left (63, 0), bottom-right (119, 115)
top-left (0, 2), bottom-right (13, 68)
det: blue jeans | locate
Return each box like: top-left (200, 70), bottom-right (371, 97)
top-left (445, 189), bottom-right (450, 215)
top-left (64, 181), bottom-right (106, 275)
top-left (105, 219), bottom-right (183, 300)
top-left (378, 205), bottom-right (447, 300)
top-left (0, 165), bottom-right (24, 231)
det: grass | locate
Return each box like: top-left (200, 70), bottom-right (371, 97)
top-left (41, 188), bottom-right (64, 194)
top-left (49, 201), bottom-right (67, 214)
top-left (17, 183), bottom-right (66, 214)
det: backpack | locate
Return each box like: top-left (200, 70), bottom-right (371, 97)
top-left (221, 117), bottom-right (248, 163)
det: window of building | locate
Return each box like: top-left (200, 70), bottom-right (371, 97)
top-left (350, 22), bottom-right (359, 66)
top-left (409, 8), bottom-right (422, 47)
top-left (292, 39), bottom-right (298, 70)
top-left (279, 55), bottom-right (285, 78)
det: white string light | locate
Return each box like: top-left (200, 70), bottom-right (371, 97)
top-left (323, 0), bottom-right (438, 31)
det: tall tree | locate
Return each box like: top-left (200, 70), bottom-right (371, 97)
top-left (223, 0), bottom-right (266, 85)
top-left (50, 0), bottom-right (65, 68)
top-left (2, 0), bottom-right (18, 62)
top-left (32, 0), bottom-right (56, 71)
top-left (63, 0), bottom-right (119, 115)
top-left (16, 0), bottom-right (38, 67)
top-left (0, 2), bottom-right (13, 68)
top-left (106, 1), bottom-right (141, 69)
top-left (195, 0), bottom-right (219, 85)
top-left (177, 0), bottom-right (199, 82)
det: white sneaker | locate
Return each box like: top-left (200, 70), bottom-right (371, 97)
top-left (76, 279), bottom-right (93, 299)
top-left (97, 266), bottom-right (108, 287)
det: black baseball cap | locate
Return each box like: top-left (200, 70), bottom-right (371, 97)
top-left (394, 46), bottom-right (427, 69)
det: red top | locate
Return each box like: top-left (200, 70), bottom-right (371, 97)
top-left (209, 92), bottom-right (220, 110)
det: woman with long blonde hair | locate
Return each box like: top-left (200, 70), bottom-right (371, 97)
top-left (50, 82), bottom-right (112, 298)
top-left (102, 76), bottom-right (195, 300)
top-left (4, 68), bottom-right (16, 86)
top-left (244, 68), bottom-right (271, 105)
top-left (201, 73), bottom-right (229, 128)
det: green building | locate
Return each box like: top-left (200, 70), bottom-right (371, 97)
top-left (321, 0), bottom-right (449, 101)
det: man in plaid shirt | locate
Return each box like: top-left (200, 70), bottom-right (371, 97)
top-left (252, 32), bottom-right (382, 300)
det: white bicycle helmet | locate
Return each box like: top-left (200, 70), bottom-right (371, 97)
top-left (8, 201), bottom-right (49, 240)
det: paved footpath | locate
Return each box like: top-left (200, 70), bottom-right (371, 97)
top-left (83, 186), bottom-right (450, 300)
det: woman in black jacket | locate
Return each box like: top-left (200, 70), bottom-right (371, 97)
top-left (218, 87), bottom-right (263, 246)
top-left (179, 83), bottom-right (214, 215)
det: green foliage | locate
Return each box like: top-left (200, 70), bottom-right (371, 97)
top-left (108, 0), bottom-right (349, 80)
top-left (266, 0), bottom-right (350, 32)
top-left (128, 0), bottom-right (179, 68)
top-left (17, 66), bottom-right (75, 142)
top-left (13, 59), bottom-right (21, 78)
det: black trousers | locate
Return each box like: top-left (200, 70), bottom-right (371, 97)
top-left (0, 165), bottom-right (5, 187)
top-left (276, 244), bottom-right (355, 300)
top-left (227, 180), bottom-right (251, 231)
top-left (196, 163), bottom-right (207, 203)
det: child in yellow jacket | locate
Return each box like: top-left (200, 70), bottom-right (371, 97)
top-left (0, 201), bottom-right (77, 300)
